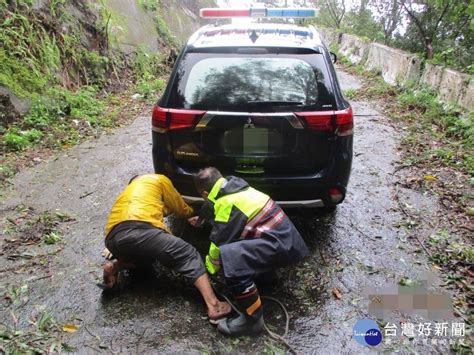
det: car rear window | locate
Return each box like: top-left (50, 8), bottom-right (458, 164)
top-left (166, 52), bottom-right (335, 112)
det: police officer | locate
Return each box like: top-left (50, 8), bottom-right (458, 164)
top-left (191, 167), bottom-right (309, 336)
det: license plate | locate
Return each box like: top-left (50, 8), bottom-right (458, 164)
top-left (243, 128), bottom-right (268, 154)
top-left (223, 128), bottom-right (270, 155)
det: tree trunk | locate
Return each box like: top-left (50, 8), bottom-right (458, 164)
top-left (425, 37), bottom-right (434, 59)
top-left (359, 0), bottom-right (369, 14)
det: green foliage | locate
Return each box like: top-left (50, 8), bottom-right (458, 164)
top-left (136, 78), bottom-right (165, 98)
top-left (0, 1), bottom-right (112, 98)
top-left (3, 86), bottom-right (107, 152)
top-left (0, 5), bottom-right (60, 96)
top-left (27, 87), bottom-right (105, 127)
top-left (155, 13), bottom-right (174, 45)
top-left (4, 284), bottom-right (28, 306)
top-left (429, 46), bottom-right (474, 74)
top-left (4, 127), bottom-right (43, 151)
top-left (43, 231), bottom-right (62, 245)
top-left (343, 88), bottom-right (357, 99)
top-left (78, 49), bottom-right (110, 86)
top-left (315, 0), bottom-right (473, 72)
top-left (397, 87), bottom-right (473, 175)
top-left (0, 310), bottom-right (68, 353)
top-left (342, 9), bottom-right (384, 42)
top-left (398, 88), bottom-right (472, 143)
top-left (429, 229), bottom-right (474, 266)
top-left (138, 0), bottom-right (159, 12)
top-left (393, 0), bottom-right (473, 71)
top-left (37, 312), bottom-right (55, 332)
top-left (132, 47), bottom-right (167, 98)
top-left (310, 0), bottom-right (345, 29)
top-left (366, 77), bottom-right (398, 97)
top-left (136, 0), bottom-right (174, 45)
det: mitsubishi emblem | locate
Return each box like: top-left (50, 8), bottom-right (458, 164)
top-left (244, 117), bottom-right (255, 128)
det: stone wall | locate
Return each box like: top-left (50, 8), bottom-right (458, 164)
top-left (318, 28), bottom-right (473, 111)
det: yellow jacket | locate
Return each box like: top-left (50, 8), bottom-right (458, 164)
top-left (105, 174), bottom-right (194, 236)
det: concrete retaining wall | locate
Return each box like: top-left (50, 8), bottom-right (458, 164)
top-left (339, 34), bottom-right (369, 65)
top-left (317, 28), bottom-right (340, 47)
top-left (366, 43), bottom-right (422, 86)
top-left (317, 27), bottom-right (473, 111)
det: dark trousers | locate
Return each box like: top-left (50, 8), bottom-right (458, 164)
top-left (105, 221), bottom-right (206, 284)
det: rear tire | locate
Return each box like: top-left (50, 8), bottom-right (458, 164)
top-left (321, 205), bottom-right (337, 214)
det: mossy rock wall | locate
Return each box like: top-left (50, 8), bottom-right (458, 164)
top-left (160, 0), bottom-right (216, 46)
top-left (101, 0), bottom-right (216, 52)
top-left (102, 0), bottom-right (159, 54)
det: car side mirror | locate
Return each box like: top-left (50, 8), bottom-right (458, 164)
top-left (330, 52), bottom-right (337, 63)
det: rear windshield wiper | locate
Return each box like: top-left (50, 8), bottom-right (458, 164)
top-left (247, 100), bottom-right (303, 106)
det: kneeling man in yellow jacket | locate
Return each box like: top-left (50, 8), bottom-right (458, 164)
top-left (102, 174), bottom-right (230, 321)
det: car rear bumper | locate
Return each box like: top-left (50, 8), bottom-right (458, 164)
top-left (152, 131), bottom-right (352, 207)
top-left (163, 169), bottom-right (348, 207)
top-left (181, 195), bottom-right (324, 208)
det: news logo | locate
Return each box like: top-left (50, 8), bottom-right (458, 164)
top-left (353, 319), bottom-right (383, 347)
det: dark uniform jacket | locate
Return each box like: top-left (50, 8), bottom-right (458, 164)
top-left (203, 176), bottom-right (309, 278)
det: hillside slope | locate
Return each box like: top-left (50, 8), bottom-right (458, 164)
top-left (0, 0), bottom-right (214, 184)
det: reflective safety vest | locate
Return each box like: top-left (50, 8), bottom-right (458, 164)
top-left (208, 177), bottom-right (270, 223)
top-left (205, 177), bottom-right (270, 275)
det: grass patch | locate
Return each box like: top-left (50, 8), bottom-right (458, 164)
top-left (343, 88), bottom-right (357, 99)
top-left (132, 47), bottom-right (167, 100)
top-left (2, 86), bottom-right (108, 153)
top-left (395, 88), bottom-right (473, 175)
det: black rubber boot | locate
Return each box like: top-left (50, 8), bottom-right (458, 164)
top-left (217, 282), bottom-right (264, 336)
top-left (217, 311), bottom-right (264, 336)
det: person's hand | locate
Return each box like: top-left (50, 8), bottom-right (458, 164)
top-left (187, 216), bottom-right (205, 228)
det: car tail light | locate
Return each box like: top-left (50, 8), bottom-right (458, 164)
top-left (335, 107), bottom-right (354, 136)
top-left (152, 105), bottom-right (167, 130)
top-left (152, 106), bottom-right (206, 132)
top-left (295, 107), bottom-right (353, 136)
top-left (329, 187), bottom-right (344, 203)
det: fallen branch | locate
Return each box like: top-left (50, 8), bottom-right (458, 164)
top-left (349, 220), bottom-right (378, 241)
top-left (136, 328), bottom-right (147, 354)
top-left (79, 191), bottom-right (95, 199)
top-left (392, 164), bottom-right (413, 175)
top-left (28, 274), bottom-right (52, 283)
top-left (318, 247), bottom-right (328, 267)
top-left (0, 263), bottom-right (37, 273)
top-left (84, 325), bottom-right (101, 342)
top-left (459, 225), bottom-right (474, 233)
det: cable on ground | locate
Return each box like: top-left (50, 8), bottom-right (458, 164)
top-left (213, 288), bottom-right (298, 354)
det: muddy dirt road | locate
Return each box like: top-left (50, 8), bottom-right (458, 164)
top-left (1, 69), bottom-right (457, 353)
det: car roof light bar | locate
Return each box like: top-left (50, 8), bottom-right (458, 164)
top-left (266, 8), bottom-right (317, 18)
top-left (200, 7), bottom-right (317, 18)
